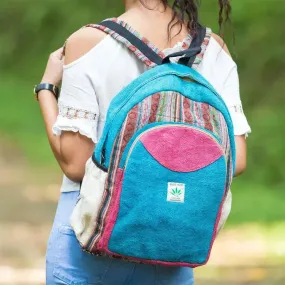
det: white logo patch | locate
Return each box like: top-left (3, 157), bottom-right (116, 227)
top-left (167, 182), bottom-right (185, 203)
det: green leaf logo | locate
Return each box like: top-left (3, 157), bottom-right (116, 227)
top-left (171, 187), bottom-right (182, 197)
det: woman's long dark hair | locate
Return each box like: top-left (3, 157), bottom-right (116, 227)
top-left (140, 0), bottom-right (232, 38)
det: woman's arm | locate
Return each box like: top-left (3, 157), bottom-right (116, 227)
top-left (38, 50), bottom-right (95, 181)
top-left (234, 135), bottom-right (247, 176)
top-left (38, 29), bottom-right (105, 182)
top-left (212, 34), bottom-right (249, 177)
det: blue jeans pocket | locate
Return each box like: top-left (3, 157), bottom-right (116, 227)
top-left (53, 225), bottom-right (112, 285)
top-left (155, 266), bottom-right (194, 285)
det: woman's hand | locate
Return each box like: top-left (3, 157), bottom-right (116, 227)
top-left (41, 47), bottom-right (64, 86)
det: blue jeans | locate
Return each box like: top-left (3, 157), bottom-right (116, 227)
top-left (46, 191), bottom-right (194, 285)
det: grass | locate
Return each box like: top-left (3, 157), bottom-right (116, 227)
top-left (229, 181), bottom-right (285, 226)
top-left (0, 74), bottom-right (57, 167)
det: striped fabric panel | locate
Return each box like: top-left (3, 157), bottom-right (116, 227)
top-left (86, 135), bottom-right (120, 250)
top-left (192, 27), bottom-right (212, 68)
top-left (87, 91), bottom-right (232, 252)
top-left (87, 105), bottom-right (140, 251)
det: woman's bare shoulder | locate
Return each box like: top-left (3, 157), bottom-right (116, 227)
top-left (211, 33), bottom-right (231, 57)
top-left (64, 27), bottom-right (107, 65)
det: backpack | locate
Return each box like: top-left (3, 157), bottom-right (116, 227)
top-left (70, 18), bottom-right (235, 268)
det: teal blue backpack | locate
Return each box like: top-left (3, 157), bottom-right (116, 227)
top-left (71, 19), bottom-right (236, 268)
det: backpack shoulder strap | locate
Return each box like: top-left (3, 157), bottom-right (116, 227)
top-left (184, 25), bottom-right (207, 67)
top-left (163, 25), bottom-right (211, 68)
top-left (86, 19), bottom-right (163, 67)
top-left (192, 26), bottom-right (212, 67)
top-left (84, 19), bottom-right (211, 69)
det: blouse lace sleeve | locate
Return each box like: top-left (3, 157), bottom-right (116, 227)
top-left (52, 62), bottom-right (99, 143)
top-left (221, 66), bottom-right (251, 136)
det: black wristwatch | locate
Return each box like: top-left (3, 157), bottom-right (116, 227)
top-left (34, 83), bottom-right (60, 101)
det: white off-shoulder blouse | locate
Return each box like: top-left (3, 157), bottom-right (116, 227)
top-left (53, 33), bottom-right (251, 192)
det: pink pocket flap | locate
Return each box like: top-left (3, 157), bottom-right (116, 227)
top-left (141, 126), bottom-right (223, 172)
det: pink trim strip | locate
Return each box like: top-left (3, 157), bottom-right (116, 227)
top-left (104, 249), bottom-right (201, 268)
top-left (97, 169), bottom-right (124, 250)
top-left (203, 186), bottom-right (227, 265)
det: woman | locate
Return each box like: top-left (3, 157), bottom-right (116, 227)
top-left (37, 0), bottom-right (251, 284)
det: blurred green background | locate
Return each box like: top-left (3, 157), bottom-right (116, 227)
top-left (0, 0), bottom-right (284, 284)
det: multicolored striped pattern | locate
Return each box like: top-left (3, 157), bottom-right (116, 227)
top-left (85, 91), bottom-right (233, 253)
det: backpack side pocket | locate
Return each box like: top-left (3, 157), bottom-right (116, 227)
top-left (70, 157), bottom-right (108, 248)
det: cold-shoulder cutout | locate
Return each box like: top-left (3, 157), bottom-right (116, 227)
top-left (211, 33), bottom-right (231, 57)
top-left (64, 27), bottom-right (107, 65)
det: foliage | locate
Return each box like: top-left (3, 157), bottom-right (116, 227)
top-left (0, 0), bottom-right (284, 223)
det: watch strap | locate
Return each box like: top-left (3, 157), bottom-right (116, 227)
top-left (34, 83), bottom-right (59, 101)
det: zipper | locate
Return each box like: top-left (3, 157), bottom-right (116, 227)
top-left (124, 124), bottom-right (224, 169)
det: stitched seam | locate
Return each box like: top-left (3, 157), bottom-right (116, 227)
top-left (52, 225), bottom-right (88, 285)
top-left (54, 268), bottom-right (87, 285)
top-left (97, 258), bottom-right (114, 283)
top-left (124, 264), bottom-right (137, 285)
top-left (155, 266), bottom-right (161, 285)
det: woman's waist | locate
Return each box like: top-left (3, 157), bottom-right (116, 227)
top-left (60, 175), bottom-right (81, 192)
